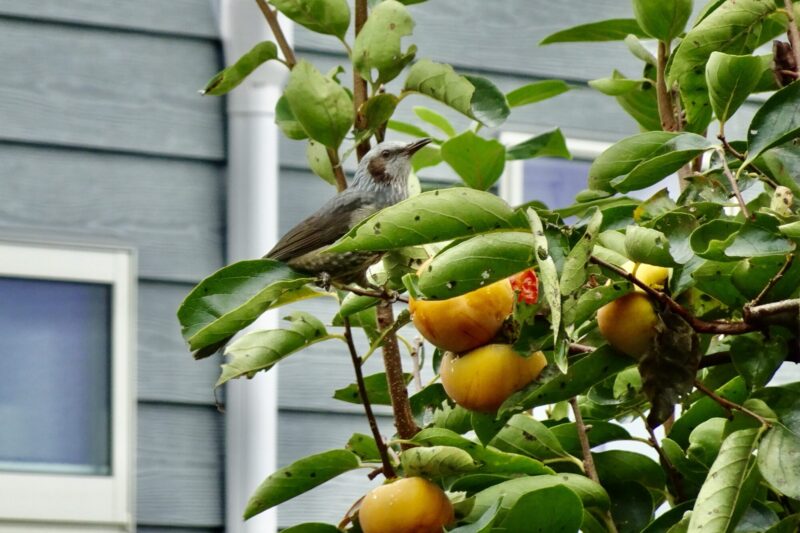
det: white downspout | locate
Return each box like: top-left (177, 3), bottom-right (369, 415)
top-left (218, 1), bottom-right (291, 531)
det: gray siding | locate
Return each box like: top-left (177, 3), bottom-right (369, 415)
top-left (0, 2), bottom-right (225, 530)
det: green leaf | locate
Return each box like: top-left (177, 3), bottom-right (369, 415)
top-left (400, 445), bottom-right (479, 477)
top-left (632, 0), bottom-right (692, 41)
top-left (506, 129), bottom-right (571, 161)
top-left (275, 95), bottom-right (309, 140)
top-left (333, 371), bottom-right (411, 405)
top-left (491, 413), bottom-right (570, 461)
top-left (466, 474), bottom-right (609, 522)
top-left (387, 119), bottom-right (433, 139)
top-left (724, 213), bottom-right (795, 259)
top-left (669, 376), bottom-right (748, 448)
top-left (449, 499), bottom-right (502, 533)
top-left (563, 282), bottom-right (633, 326)
top-left (611, 133), bottom-right (713, 193)
top-left (281, 524), bottom-right (342, 533)
top-left (736, 500), bottom-right (780, 533)
top-left (463, 74), bottom-right (511, 128)
top-left (413, 106), bottom-right (456, 137)
top-left (417, 231), bottom-right (533, 299)
top-left (625, 35), bottom-right (657, 66)
top-left (507, 80), bottom-right (571, 108)
top-left (550, 421), bottom-right (632, 456)
top-left (589, 72), bottom-right (648, 96)
top-left (202, 41), bottom-right (279, 96)
top-left (328, 187), bottom-right (522, 252)
top-left (668, 0), bottom-right (781, 130)
top-left (730, 332), bottom-right (786, 390)
top-left (705, 52), bottom-right (764, 125)
top-left (284, 60), bottom-right (353, 149)
top-left (345, 433), bottom-right (381, 462)
top-left (501, 345), bottom-right (633, 415)
top-left (641, 501), bottom-right (696, 533)
top-left (306, 140), bottom-right (336, 186)
top-left (243, 449), bottom-right (360, 519)
top-left (528, 208), bottom-right (562, 370)
top-left (745, 81), bottom-right (800, 165)
top-left (758, 426), bottom-right (800, 499)
top-left (441, 131), bottom-right (506, 190)
top-left (177, 259), bottom-right (315, 352)
top-left (353, 0), bottom-right (414, 83)
top-left (687, 428), bottom-right (763, 533)
top-left (363, 93), bottom-right (399, 135)
top-left (560, 208), bottom-right (602, 294)
top-left (588, 131), bottom-right (678, 192)
top-left (616, 77), bottom-right (662, 131)
top-left (594, 450), bottom-right (666, 490)
top-left (217, 312), bottom-right (334, 386)
top-left (269, 0), bottom-right (350, 38)
top-left (540, 19), bottom-right (647, 44)
top-left (765, 514), bottom-right (800, 533)
top-left (500, 485), bottom-right (584, 532)
top-left (625, 225), bottom-right (679, 267)
top-left (403, 60), bottom-right (508, 127)
top-left (690, 219), bottom-right (742, 261)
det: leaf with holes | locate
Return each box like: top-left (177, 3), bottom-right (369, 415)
top-left (529, 208), bottom-right (562, 369)
top-left (560, 208), bottom-right (602, 294)
top-left (400, 446), bottom-right (479, 478)
top-left (217, 312), bottom-right (336, 386)
top-left (243, 449), bottom-right (361, 519)
top-left (353, 0), bottom-right (414, 83)
top-left (328, 187), bottom-right (523, 252)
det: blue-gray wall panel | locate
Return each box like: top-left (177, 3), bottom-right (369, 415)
top-left (137, 403), bottom-right (225, 528)
top-left (0, 18), bottom-right (225, 159)
top-left (0, 144), bottom-right (224, 282)
top-left (0, 0), bottom-right (219, 38)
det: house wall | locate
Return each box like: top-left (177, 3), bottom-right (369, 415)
top-left (0, 2), bottom-right (226, 531)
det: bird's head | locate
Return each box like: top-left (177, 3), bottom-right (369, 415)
top-left (351, 138), bottom-right (431, 197)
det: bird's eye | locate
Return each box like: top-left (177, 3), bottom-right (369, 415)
top-left (381, 150), bottom-right (390, 158)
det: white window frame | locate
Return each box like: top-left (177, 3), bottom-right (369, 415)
top-left (0, 237), bottom-right (135, 532)
top-left (499, 131), bottom-right (612, 206)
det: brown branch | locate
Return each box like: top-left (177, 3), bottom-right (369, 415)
top-left (744, 298), bottom-right (800, 327)
top-left (694, 379), bottom-right (771, 427)
top-left (589, 256), bottom-right (755, 334)
top-left (751, 254), bottom-right (794, 307)
top-left (342, 317), bottom-right (396, 478)
top-left (568, 342), bottom-right (596, 354)
top-left (326, 147), bottom-right (348, 193)
top-left (784, 0), bottom-right (800, 75)
top-left (353, 0), bottom-right (371, 160)
top-left (570, 398), bottom-right (618, 533)
top-left (718, 149), bottom-right (751, 219)
top-left (254, 0), bottom-right (296, 67)
top-left (334, 282), bottom-right (409, 303)
top-left (656, 41), bottom-right (677, 132)
top-left (377, 302), bottom-right (419, 441)
top-left (698, 351), bottom-right (732, 369)
top-left (718, 134), bottom-right (745, 161)
top-left (409, 337), bottom-right (424, 392)
top-left (642, 415), bottom-right (686, 502)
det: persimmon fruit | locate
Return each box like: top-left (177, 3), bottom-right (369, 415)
top-left (358, 477), bottom-right (454, 533)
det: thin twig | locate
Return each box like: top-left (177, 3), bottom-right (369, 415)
top-left (409, 337), bottom-right (424, 392)
top-left (694, 379), bottom-right (771, 427)
top-left (570, 398), bottom-right (618, 533)
top-left (718, 148), bottom-right (751, 219)
top-left (750, 254), bottom-right (794, 307)
top-left (568, 343), bottom-right (596, 354)
top-left (718, 134), bottom-right (745, 161)
top-left (254, 0), bottom-right (296, 67)
top-left (784, 0), bottom-right (800, 74)
top-left (335, 282), bottom-right (409, 303)
top-left (589, 256), bottom-right (755, 334)
top-left (656, 41), bottom-right (677, 132)
top-left (640, 413), bottom-right (686, 502)
top-left (342, 317), bottom-right (396, 478)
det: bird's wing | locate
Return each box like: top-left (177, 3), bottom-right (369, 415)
top-left (265, 190), bottom-right (378, 260)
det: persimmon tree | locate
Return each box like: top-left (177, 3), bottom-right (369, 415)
top-left (178, 0), bottom-right (800, 531)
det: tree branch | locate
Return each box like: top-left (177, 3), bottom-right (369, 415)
top-left (343, 317), bottom-right (396, 478)
top-left (784, 0), bottom-right (800, 74)
top-left (718, 148), bottom-right (751, 219)
top-left (750, 253), bottom-right (794, 307)
top-left (254, 0), bottom-right (296, 67)
top-left (325, 146), bottom-right (349, 193)
top-left (353, 0), bottom-right (371, 160)
top-left (656, 41), bottom-right (677, 132)
top-left (377, 302), bottom-right (419, 441)
top-left (694, 379), bottom-right (771, 427)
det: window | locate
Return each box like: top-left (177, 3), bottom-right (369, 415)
top-left (0, 237), bottom-right (134, 532)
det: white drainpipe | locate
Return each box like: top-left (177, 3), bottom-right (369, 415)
top-left (218, 1), bottom-right (291, 531)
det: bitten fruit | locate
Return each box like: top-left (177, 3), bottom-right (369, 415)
top-left (409, 278), bottom-right (514, 353)
top-left (440, 344), bottom-right (548, 412)
top-left (359, 477), bottom-right (454, 533)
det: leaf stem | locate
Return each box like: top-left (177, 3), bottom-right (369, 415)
top-left (254, 0), bottom-right (296, 68)
top-left (342, 316), bottom-right (396, 478)
top-left (693, 379), bottom-right (771, 427)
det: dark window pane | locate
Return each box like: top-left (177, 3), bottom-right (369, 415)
top-left (0, 277), bottom-right (111, 475)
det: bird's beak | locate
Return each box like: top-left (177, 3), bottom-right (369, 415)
top-left (403, 138), bottom-right (432, 156)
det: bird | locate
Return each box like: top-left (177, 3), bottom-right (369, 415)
top-left (193, 137), bottom-right (431, 359)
